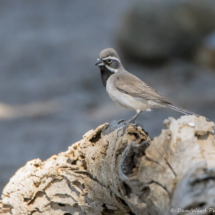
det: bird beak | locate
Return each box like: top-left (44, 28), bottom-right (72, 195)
top-left (95, 58), bottom-right (104, 66)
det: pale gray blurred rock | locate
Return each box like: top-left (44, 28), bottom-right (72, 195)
top-left (194, 31), bottom-right (215, 70)
top-left (116, 0), bottom-right (215, 62)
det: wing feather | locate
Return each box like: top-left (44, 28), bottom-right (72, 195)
top-left (114, 72), bottom-right (171, 105)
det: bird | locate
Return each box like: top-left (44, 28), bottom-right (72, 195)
top-left (95, 48), bottom-right (204, 124)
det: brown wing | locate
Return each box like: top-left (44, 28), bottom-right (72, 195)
top-left (114, 72), bottom-right (171, 105)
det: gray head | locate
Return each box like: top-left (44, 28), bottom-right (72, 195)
top-left (95, 48), bottom-right (122, 73)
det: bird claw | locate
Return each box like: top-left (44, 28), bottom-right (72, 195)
top-left (117, 121), bottom-right (136, 137)
top-left (134, 123), bottom-right (143, 130)
top-left (121, 124), bottom-right (127, 136)
top-left (116, 125), bottom-right (124, 136)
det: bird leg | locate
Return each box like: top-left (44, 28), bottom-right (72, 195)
top-left (127, 111), bottom-right (142, 124)
top-left (117, 111), bottom-right (142, 136)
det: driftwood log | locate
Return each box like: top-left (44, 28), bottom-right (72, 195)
top-left (0, 115), bottom-right (214, 215)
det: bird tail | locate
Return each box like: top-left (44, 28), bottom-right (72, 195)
top-left (167, 104), bottom-right (208, 120)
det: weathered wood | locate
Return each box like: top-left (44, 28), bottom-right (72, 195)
top-left (0, 116), bottom-right (214, 215)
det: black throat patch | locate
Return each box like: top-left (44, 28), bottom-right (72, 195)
top-left (100, 67), bottom-right (114, 87)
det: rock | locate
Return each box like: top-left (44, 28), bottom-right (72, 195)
top-left (1, 116), bottom-right (214, 214)
top-left (116, 0), bottom-right (215, 63)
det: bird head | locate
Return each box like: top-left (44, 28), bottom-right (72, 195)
top-left (95, 48), bottom-right (122, 73)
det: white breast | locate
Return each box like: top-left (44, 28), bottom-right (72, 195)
top-left (106, 75), bottom-right (151, 112)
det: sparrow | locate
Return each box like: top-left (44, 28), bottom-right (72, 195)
top-left (95, 48), bottom-right (203, 124)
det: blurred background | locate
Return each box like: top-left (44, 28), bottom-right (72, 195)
top-left (1, 0), bottom-right (215, 195)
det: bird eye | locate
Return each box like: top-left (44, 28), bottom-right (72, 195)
top-left (107, 59), bottom-right (112, 63)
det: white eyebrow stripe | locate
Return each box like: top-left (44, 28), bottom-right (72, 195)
top-left (102, 56), bottom-right (121, 63)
